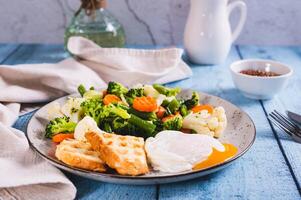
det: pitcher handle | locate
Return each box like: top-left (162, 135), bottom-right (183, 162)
top-left (228, 1), bottom-right (247, 42)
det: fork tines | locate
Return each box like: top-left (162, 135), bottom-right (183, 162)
top-left (268, 110), bottom-right (301, 138)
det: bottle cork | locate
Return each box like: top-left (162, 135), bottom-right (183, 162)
top-left (81, 0), bottom-right (107, 10)
top-left (98, 0), bottom-right (107, 8)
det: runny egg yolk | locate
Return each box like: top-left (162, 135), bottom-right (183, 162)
top-left (193, 144), bottom-right (238, 170)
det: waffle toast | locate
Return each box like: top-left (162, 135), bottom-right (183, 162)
top-left (85, 132), bottom-right (149, 176)
top-left (55, 139), bottom-right (106, 172)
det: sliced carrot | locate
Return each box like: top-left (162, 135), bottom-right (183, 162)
top-left (52, 133), bottom-right (74, 143)
top-left (162, 114), bottom-right (175, 123)
top-left (192, 104), bottom-right (214, 114)
top-left (156, 106), bottom-right (166, 119)
top-left (133, 96), bottom-right (157, 112)
top-left (103, 94), bottom-right (121, 105)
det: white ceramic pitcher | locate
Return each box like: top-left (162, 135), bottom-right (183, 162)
top-left (184, 0), bottom-right (247, 65)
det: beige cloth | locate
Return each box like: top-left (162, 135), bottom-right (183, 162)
top-left (0, 103), bottom-right (77, 200)
top-left (0, 37), bottom-right (192, 103)
top-left (0, 36), bottom-right (192, 199)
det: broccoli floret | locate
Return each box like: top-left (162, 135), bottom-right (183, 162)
top-left (167, 99), bottom-right (181, 114)
top-left (161, 99), bottom-right (170, 107)
top-left (163, 115), bottom-right (183, 131)
top-left (45, 116), bottom-right (77, 138)
top-left (81, 98), bottom-right (130, 126)
top-left (78, 84), bottom-right (87, 97)
top-left (184, 91), bottom-right (199, 109)
top-left (119, 123), bottom-right (138, 136)
top-left (80, 98), bottom-right (103, 125)
top-left (107, 81), bottom-right (128, 97)
top-left (126, 88), bottom-right (144, 98)
top-left (127, 88), bottom-right (144, 97)
top-left (125, 88), bottom-right (144, 104)
top-left (153, 84), bottom-right (181, 97)
top-left (179, 104), bottom-right (188, 117)
top-left (99, 104), bottom-right (130, 120)
top-left (153, 119), bottom-right (164, 133)
top-left (110, 117), bottom-right (138, 136)
top-left (110, 114), bottom-right (157, 138)
top-left (111, 117), bottom-right (128, 133)
top-left (111, 117), bottom-right (125, 130)
top-left (103, 122), bottom-right (112, 133)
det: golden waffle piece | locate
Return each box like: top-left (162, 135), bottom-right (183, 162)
top-left (55, 139), bottom-right (106, 172)
top-left (85, 132), bottom-right (149, 176)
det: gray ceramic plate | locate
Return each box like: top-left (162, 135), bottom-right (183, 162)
top-left (26, 90), bottom-right (256, 185)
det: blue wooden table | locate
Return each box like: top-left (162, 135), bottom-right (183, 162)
top-left (2, 44), bottom-right (301, 199)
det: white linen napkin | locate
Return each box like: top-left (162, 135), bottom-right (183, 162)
top-left (0, 103), bottom-right (76, 200)
top-left (0, 36), bottom-right (192, 103)
top-left (0, 36), bottom-right (192, 199)
top-left (68, 37), bottom-right (192, 86)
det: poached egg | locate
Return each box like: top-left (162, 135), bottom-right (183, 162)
top-left (145, 130), bottom-right (237, 173)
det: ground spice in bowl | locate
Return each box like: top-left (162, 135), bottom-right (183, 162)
top-left (240, 69), bottom-right (280, 77)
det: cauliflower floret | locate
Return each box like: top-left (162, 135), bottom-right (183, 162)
top-left (182, 106), bottom-right (227, 138)
top-left (213, 107), bottom-right (227, 122)
top-left (47, 102), bottom-right (63, 120)
top-left (60, 97), bottom-right (85, 122)
top-left (182, 113), bottom-right (214, 136)
top-left (212, 107), bottom-right (227, 137)
top-left (199, 110), bottom-right (211, 118)
top-left (156, 94), bottom-right (175, 106)
top-left (143, 85), bottom-right (160, 98)
top-left (208, 117), bottom-right (219, 130)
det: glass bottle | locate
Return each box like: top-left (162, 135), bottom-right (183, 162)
top-left (64, 0), bottom-right (126, 49)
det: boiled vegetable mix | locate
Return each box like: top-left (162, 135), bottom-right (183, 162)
top-left (45, 81), bottom-right (211, 140)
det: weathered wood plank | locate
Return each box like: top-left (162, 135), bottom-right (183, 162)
top-left (159, 47), bottom-right (300, 199)
top-left (3, 44), bottom-right (156, 200)
top-left (2, 44), bottom-right (68, 64)
top-left (238, 45), bottom-right (301, 193)
top-left (66, 174), bottom-right (157, 200)
top-left (0, 44), bottom-right (20, 63)
top-left (4, 44), bottom-right (301, 199)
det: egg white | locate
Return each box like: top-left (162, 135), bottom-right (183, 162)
top-left (145, 130), bottom-right (225, 173)
top-left (74, 116), bottom-right (104, 141)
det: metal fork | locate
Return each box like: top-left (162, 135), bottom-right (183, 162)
top-left (268, 110), bottom-right (301, 143)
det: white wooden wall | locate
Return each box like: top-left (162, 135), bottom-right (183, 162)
top-left (0, 0), bottom-right (300, 45)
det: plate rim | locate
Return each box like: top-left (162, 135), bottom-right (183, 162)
top-left (25, 90), bottom-right (256, 180)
